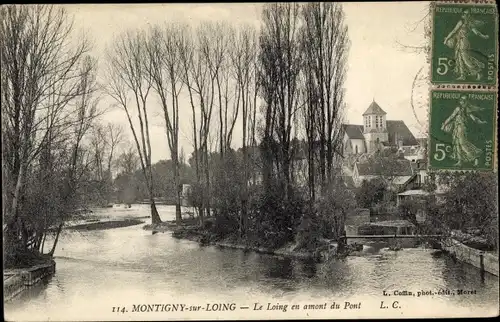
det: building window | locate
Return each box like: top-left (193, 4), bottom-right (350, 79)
top-left (375, 116), bottom-right (383, 128)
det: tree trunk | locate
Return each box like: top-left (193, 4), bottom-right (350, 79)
top-left (174, 155), bottom-right (182, 226)
top-left (40, 232), bottom-right (47, 253)
top-left (48, 223), bottom-right (63, 257)
top-left (150, 198), bottom-right (162, 225)
top-left (10, 163), bottom-right (25, 224)
top-left (283, 155), bottom-right (292, 201)
top-left (204, 149), bottom-right (211, 218)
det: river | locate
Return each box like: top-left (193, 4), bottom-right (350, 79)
top-left (4, 205), bottom-right (499, 320)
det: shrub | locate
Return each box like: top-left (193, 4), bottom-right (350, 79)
top-left (247, 181), bottom-right (305, 249)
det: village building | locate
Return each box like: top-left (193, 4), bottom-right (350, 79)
top-left (341, 100), bottom-right (420, 155)
top-left (245, 101), bottom-right (429, 195)
top-left (351, 157), bottom-right (415, 189)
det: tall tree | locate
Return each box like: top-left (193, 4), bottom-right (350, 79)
top-left (146, 23), bottom-right (186, 226)
top-left (258, 3), bottom-right (303, 199)
top-left (230, 25), bottom-right (258, 236)
top-left (105, 30), bottom-right (162, 225)
top-left (1, 5), bottom-right (99, 256)
top-left (300, 2), bottom-right (349, 194)
top-left (88, 122), bottom-right (123, 204)
top-left (178, 24), bottom-right (219, 224)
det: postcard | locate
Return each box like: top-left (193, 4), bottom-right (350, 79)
top-left (2, 2), bottom-right (498, 321)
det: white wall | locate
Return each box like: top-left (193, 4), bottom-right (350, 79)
top-left (351, 139), bottom-right (366, 154)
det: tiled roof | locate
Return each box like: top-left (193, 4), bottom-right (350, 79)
top-left (342, 120), bottom-right (418, 147)
top-left (362, 101), bottom-right (387, 116)
top-left (342, 124), bottom-right (365, 140)
top-left (386, 120), bottom-right (419, 146)
top-left (356, 157), bottom-right (414, 177)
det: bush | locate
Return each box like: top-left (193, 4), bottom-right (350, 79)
top-left (295, 212), bottom-right (322, 251)
top-left (316, 179), bottom-right (357, 240)
top-left (398, 199), bottom-right (421, 223)
top-left (355, 178), bottom-right (387, 208)
top-left (246, 181), bottom-right (305, 249)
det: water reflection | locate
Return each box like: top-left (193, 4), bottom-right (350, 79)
top-left (4, 205), bottom-right (499, 320)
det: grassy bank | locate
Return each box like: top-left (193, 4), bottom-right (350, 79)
top-left (4, 250), bottom-right (54, 270)
top-left (142, 217), bottom-right (203, 232)
top-left (166, 224), bottom-right (363, 262)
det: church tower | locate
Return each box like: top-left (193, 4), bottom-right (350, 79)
top-left (362, 100), bottom-right (388, 153)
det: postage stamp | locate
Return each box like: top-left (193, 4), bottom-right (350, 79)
top-left (429, 90), bottom-right (497, 171)
top-left (431, 3), bottom-right (498, 86)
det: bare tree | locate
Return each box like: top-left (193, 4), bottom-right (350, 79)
top-left (258, 3), bottom-right (303, 199)
top-left (230, 25), bottom-right (258, 236)
top-left (178, 24), bottom-right (219, 224)
top-left (199, 23), bottom-right (233, 157)
top-left (89, 125), bottom-right (107, 182)
top-left (116, 144), bottom-right (140, 175)
top-left (145, 23), bottom-right (186, 226)
top-left (47, 57), bottom-right (100, 255)
top-left (395, 4), bottom-right (431, 54)
top-left (1, 5), bottom-right (99, 257)
top-left (300, 2), bottom-right (349, 195)
top-left (105, 123), bottom-right (124, 176)
top-left (105, 29), bottom-right (162, 225)
top-left (88, 122), bottom-right (123, 204)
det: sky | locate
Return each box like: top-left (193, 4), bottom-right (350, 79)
top-left (67, 2), bottom-right (430, 163)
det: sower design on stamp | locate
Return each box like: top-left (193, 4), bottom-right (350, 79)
top-left (429, 90), bottom-right (497, 171)
top-left (431, 4), bottom-right (498, 85)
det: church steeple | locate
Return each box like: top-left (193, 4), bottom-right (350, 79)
top-left (362, 101), bottom-right (388, 152)
top-left (362, 100), bottom-right (387, 116)
top-left (363, 101), bottom-right (387, 134)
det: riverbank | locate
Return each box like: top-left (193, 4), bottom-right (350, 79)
top-left (172, 227), bottom-right (326, 260)
top-left (441, 238), bottom-right (499, 277)
top-left (143, 217), bottom-right (199, 232)
top-left (4, 259), bottom-right (56, 302)
top-left (144, 220), bottom-right (327, 260)
top-left (65, 219), bottom-right (145, 231)
top-left (158, 223), bottom-right (366, 262)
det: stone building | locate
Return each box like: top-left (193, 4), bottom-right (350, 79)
top-left (341, 100), bottom-right (420, 155)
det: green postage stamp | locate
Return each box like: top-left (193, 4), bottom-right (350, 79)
top-left (429, 90), bottom-right (497, 171)
top-left (431, 3), bottom-right (498, 85)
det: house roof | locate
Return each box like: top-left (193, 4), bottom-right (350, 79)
top-left (355, 157), bottom-right (414, 177)
top-left (386, 120), bottom-right (419, 146)
top-left (399, 146), bottom-right (423, 157)
top-left (362, 101), bottom-right (387, 116)
top-left (342, 120), bottom-right (418, 147)
top-left (342, 124), bottom-right (364, 140)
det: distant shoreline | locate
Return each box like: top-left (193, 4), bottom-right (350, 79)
top-left (64, 219), bottom-right (145, 231)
